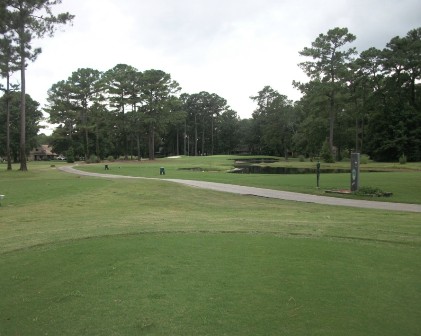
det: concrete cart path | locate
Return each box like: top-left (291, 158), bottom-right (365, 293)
top-left (59, 165), bottom-right (421, 213)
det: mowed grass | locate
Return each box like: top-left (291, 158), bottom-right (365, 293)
top-left (2, 235), bottom-right (420, 336)
top-left (77, 155), bottom-right (421, 204)
top-left (1, 161), bottom-right (421, 335)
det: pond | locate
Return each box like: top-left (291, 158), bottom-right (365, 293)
top-left (230, 165), bottom-right (350, 174)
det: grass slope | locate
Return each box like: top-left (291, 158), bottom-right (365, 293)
top-left (0, 161), bottom-right (420, 335)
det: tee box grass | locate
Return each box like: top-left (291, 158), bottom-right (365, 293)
top-left (0, 159), bottom-right (420, 335)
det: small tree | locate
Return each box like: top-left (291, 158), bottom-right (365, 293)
top-left (320, 140), bottom-right (335, 163)
top-left (65, 147), bottom-right (74, 163)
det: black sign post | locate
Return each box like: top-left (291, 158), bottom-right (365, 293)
top-left (351, 153), bottom-right (360, 192)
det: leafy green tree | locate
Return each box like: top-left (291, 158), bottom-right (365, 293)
top-left (139, 69), bottom-right (180, 160)
top-left (251, 86), bottom-right (297, 158)
top-left (297, 27), bottom-right (357, 156)
top-left (0, 91), bottom-right (42, 161)
top-left (217, 109), bottom-right (240, 154)
top-left (205, 93), bottom-right (228, 155)
top-left (360, 28), bottom-right (421, 161)
top-left (161, 96), bottom-right (186, 156)
top-left (320, 139), bottom-right (335, 163)
top-left (181, 93), bottom-right (201, 156)
top-left (347, 47), bottom-right (384, 154)
top-left (181, 91), bottom-right (228, 156)
top-left (236, 118), bottom-right (254, 154)
top-left (103, 64), bottom-right (140, 159)
top-left (46, 68), bottom-right (104, 159)
top-left (45, 80), bottom-right (77, 139)
top-left (5, 0), bottom-right (73, 170)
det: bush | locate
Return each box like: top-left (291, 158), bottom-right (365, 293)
top-left (399, 154), bottom-right (407, 164)
top-left (360, 154), bottom-right (370, 164)
top-left (355, 186), bottom-right (392, 197)
top-left (320, 141), bottom-right (335, 163)
top-left (107, 155), bottom-right (115, 162)
top-left (65, 148), bottom-right (75, 163)
top-left (298, 155), bottom-right (305, 162)
top-left (86, 154), bottom-right (100, 164)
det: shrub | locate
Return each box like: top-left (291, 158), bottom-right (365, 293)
top-left (399, 154), bottom-right (407, 164)
top-left (107, 155), bottom-right (115, 162)
top-left (298, 155), bottom-right (305, 162)
top-left (66, 148), bottom-right (75, 163)
top-left (355, 186), bottom-right (392, 197)
top-left (341, 150), bottom-right (350, 159)
top-left (320, 141), bottom-right (335, 163)
top-left (86, 154), bottom-right (100, 164)
top-left (360, 154), bottom-right (370, 164)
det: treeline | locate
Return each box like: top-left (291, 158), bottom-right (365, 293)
top-left (44, 66), bottom-right (242, 161)
top-left (292, 27), bottom-right (421, 162)
top-left (44, 26), bottom-right (420, 162)
top-left (2, 22), bottom-right (420, 165)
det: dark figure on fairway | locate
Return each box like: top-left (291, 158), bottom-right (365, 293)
top-left (105, 165), bottom-right (109, 170)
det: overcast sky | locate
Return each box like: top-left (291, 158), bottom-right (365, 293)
top-left (14, 0), bottom-right (421, 133)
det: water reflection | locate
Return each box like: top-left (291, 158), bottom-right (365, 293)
top-left (231, 165), bottom-right (350, 174)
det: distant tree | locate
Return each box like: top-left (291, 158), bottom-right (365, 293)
top-left (45, 80), bottom-right (77, 140)
top-left (181, 93), bottom-right (201, 156)
top-left (363, 28), bottom-right (421, 161)
top-left (297, 27), bottom-right (357, 156)
top-left (0, 91), bottom-right (42, 161)
top-left (46, 68), bottom-right (104, 159)
top-left (236, 118), bottom-right (254, 154)
top-left (139, 69), bottom-right (180, 160)
top-left (103, 64), bottom-right (140, 159)
top-left (217, 109), bottom-right (240, 154)
top-left (162, 96), bottom-right (186, 156)
top-left (5, 0), bottom-right (73, 170)
top-left (0, 31), bottom-right (19, 170)
top-left (206, 93), bottom-right (228, 155)
top-left (251, 86), bottom-right (296, 158)
top-left (181, 91), bottom-right (229, 156)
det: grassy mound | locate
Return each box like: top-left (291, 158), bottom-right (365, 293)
top-left (0, 160), bottom-right (420, 335)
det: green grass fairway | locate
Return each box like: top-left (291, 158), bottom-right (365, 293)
top-left (76, 155), bottom-right (421, 204)
top-left (1, 160), bottom-right (420, 335)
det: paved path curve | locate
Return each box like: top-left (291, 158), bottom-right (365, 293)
top-left (59, 165), bottom-right (421, 213)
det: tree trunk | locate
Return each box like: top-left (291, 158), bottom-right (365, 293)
top-left (19, 40), bottom-right (27, 171)
top-left (148, 124), bottom-right (155, 160)
top-left (194, 114), bottom-right (198, 156)
top-left (84, 126), bottom-right (90, 159)
top-left (6, 74), bottom-right (12, 171)
top-left (211, 116), bottom-right (214, 156)
top-left (201, 120), bottom-right (205, 156)
top-left (122, 102), bottom-right (128, 160)
top-left (328, 92), bottom-right (335, 155)
top-left (176, 128), bottom-right (179, 156)
top-left (184, 121), bottom-right (187, 156)
top-left (95, 124), bottom-right (100, 158)
top-left (136, 133), bottom-right (141, 160)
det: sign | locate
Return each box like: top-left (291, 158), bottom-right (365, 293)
top-left (351, 153), bottom-right (360, 192)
